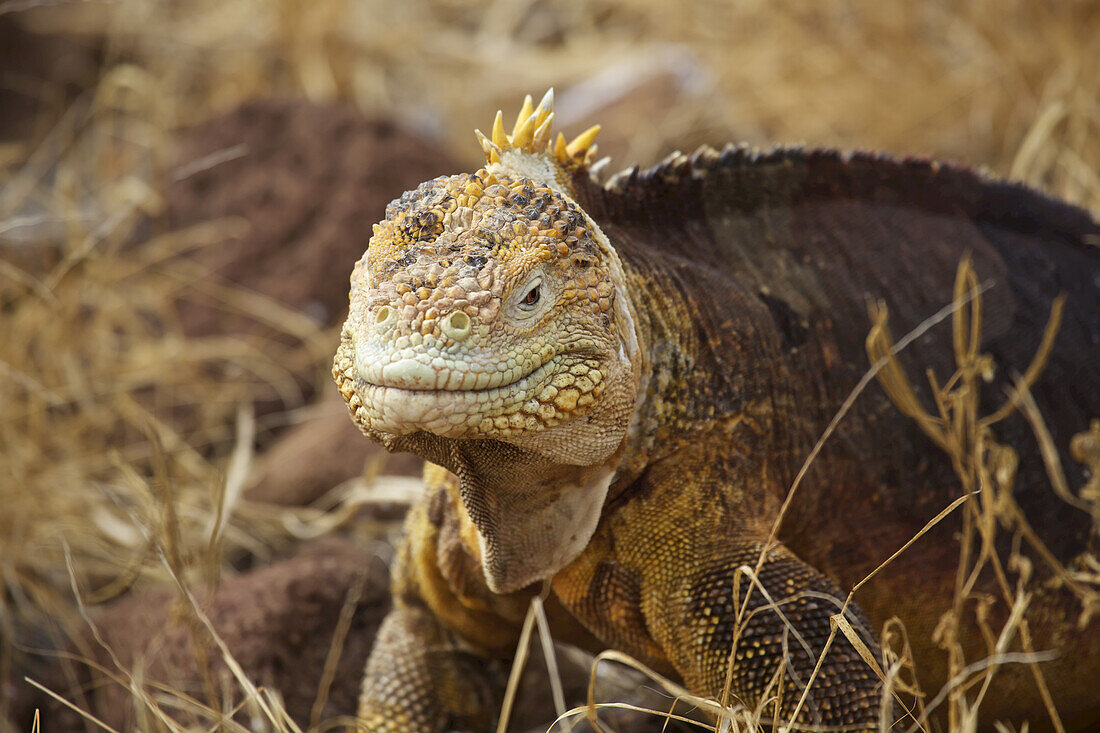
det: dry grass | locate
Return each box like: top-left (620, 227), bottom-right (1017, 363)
top-left (863, 261), bottom-right (1099, 733)
top-left (2, 0), bottom-right (1099, 731)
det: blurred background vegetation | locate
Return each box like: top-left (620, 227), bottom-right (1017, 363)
top-left (5, 0), bottom-right (1100, 200)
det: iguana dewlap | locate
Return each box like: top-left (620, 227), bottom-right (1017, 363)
top-left (333, 91), bottom-right (1100, 731)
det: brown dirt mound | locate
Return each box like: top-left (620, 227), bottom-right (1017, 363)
top-left (244, 390), bottom-right (423, 506)
top-left (168, 98), bottom-right (459, 336)
top-left (11, 538), bottom-right (391, 730)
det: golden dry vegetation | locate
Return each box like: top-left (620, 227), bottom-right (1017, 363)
top-left (1, 1), bottom-right (1098, 731)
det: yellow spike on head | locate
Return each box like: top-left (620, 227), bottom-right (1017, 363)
top-left (491, 110), bottom-right (507, 147)
top-left (512, 111), bottom-right (538, 149)
top-left (512, 94), bottom-right (534, 138)
top-left (566, 125), bottom-right (601, 158)
top-left (553, 132), bottom-right (569, 162)
top-left (532, 113), bottom-right (554, 149)
top-left (472, 90), bottom-right (607, 178)
top-left (534, 88), bottom-right (554, 127)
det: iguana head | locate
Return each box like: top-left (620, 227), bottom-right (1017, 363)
top-left (334, 91), bottom-right (643, 591)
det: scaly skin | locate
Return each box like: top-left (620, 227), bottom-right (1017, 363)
top-left (334, 91), bottom-right (1100, 731)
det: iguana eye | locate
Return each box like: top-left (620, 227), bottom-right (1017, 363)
top-left (521, 285), bottom-right (540, 307)
top-left (510, 274), bottom-right (546, 320)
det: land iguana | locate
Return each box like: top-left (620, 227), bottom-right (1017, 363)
top-left (333, 91), bottom-right (1100, 731)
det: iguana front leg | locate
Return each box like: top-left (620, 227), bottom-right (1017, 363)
top-left (357, 605), bottom-right (503, 731)
top-left (558, 532), bottom-right (884, 729)
top-left (356, 464), bottom-right (529, 732)
top-left (555, 461), bottom-right (886, 730)
top-left (657, 541), bottom-right (883, 728)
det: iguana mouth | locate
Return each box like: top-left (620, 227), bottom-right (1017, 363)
top-left (355, 349), bottom-right (557, 393)
top-left (334, 337), bottom-right (573, 437)
top-left (357, 354), bottom-right (559, 397)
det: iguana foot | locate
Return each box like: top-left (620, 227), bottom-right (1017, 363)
top-left (355, 605), bottom-right (504, 732)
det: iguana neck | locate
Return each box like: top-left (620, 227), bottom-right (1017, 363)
top-left (609, 252), bottom-right (774, 497)
top-left (604, 259), bottom-right (686, 487)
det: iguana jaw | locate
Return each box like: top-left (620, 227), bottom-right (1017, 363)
top-left (352, 355), bottom-right (559, 432)
top-left (335, 329), bottom-right (626, 464)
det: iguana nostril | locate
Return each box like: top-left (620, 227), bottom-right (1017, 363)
top-left (442, 310), bottom-right (471, 341)
top-left (374, 306), bottom-right (396, 331)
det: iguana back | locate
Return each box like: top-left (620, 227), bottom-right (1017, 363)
top-left (573, 146), bottom-right (1100, 725)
